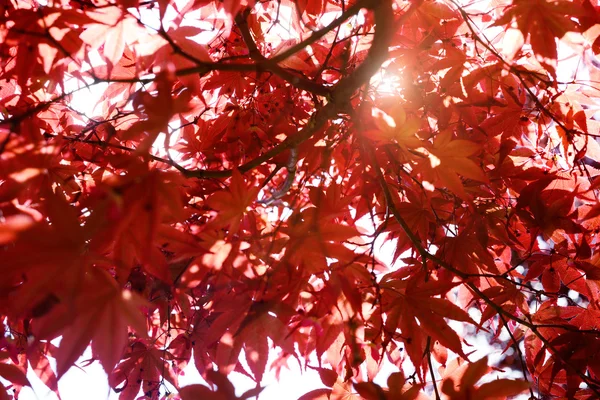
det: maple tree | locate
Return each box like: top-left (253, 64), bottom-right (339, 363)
top-left (2, 0), bottom-right (600, 399)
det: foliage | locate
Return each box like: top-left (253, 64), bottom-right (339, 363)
top-left (1, 0), bottom-right (600, 399)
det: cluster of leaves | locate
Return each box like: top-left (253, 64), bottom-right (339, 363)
top-left (1, 0), bottom-right (600, 399)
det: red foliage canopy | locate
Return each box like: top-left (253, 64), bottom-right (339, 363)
top-left (1, 0), bottom-right (600, 399)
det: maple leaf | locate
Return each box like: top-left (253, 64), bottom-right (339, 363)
top-left (202, 71), bottom-right (253, 97)
top-left (124, 69), bottom-right (193, 153)
top-left (86, 161), bottom-right (194, 282)
top-left (0, 188), bottom-right (93, 317)
top-left (438, 229), bottom-right (500, 276)
top-left (479, 284), bottom-right (529, 325)
top-left (415, 130), bottom-right (488, 198)
top-left (524, 301), bottom-right (600, 393)
top-left (79, 9), bottom-right (144, 71)
top-left (32, 268), bottom-right (148, 377)
top-left (179, 370), bottom-right (263, 400)
top-left (215, 300), bottom-right (296, 383)
top-left (524, 254), bottom-right (588, 295)
top-left (295, 0), bottom-right (326, 25)
top-left (0, 7), bottom-right (92, 88)
top-left (385, 196), bottom-right (436, 262)
top-left (352, 371), bottom-right (428, 400)
top-left (205, 169), bottom-right (259, 234)
top-left (26, 342), bottom-right (60, 398)
top-left (479, 76), bottom-right (529, 143)
top-left (0, 362), bottom-right (30, 398)
top-left (0, 148), bottom-right (85, 203)
top-left (515, 179), bottom-right (584, 241)
top-left (282, 207), bottom-right (360, 275)
top-left (362, 105), bottom-right (423, 151)
top-left (143, 25), bottom-right (213, 94)
top-left (325, 379), bottom-right (362, 400)
top-left (494, 0), bottom-right (588, 73)
top-left (440, 357), bottom-right (529, 399)
top-left (380, 271), bottom-right (477, 377)
top-left (110, 340), bottom-right (178, 399)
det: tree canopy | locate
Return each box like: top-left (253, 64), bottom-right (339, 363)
top-left (2, 0), bottom-right (600, 399)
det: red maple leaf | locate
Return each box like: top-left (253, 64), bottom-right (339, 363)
top-left (205, 169), bottom-right (259, 234)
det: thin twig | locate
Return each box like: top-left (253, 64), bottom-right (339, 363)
top-left (426, 336), bottom-right (442, 400)
top-left (499, 314), bottom-right (535, 399)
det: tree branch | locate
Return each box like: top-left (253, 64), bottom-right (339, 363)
top-left (426, 336), bottom-right (442, 400)
top-left (364, 140), bottom-right (600, 397)
top-left (234, 10), bottom-right (331, 96)
top-left (181, 0), bottom-right (399, 179)
top-left (268, 0), bottom-right (370, 64)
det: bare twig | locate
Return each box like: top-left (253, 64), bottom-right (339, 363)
top-left (426, 336), bottom-right (442, 400)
